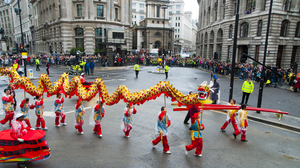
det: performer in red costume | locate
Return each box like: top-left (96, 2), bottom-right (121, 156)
top-left (233, 104), bottom-right (248, 142)
top-left (90, 100), bottom-right (105, 137)
top-left (34, 95), bottom-right (47, 130)
top-left (75, 99), bottom-right (85, 135)
top-left (20, 98), bottom-right (35, 128)
top-left (152, 106), bottom-right (171, 154)
top-left (122, 103), bottom-right (137, 137)
top-left (1, 88), bottom-right (15, 127)
top-left (10, 113), bottom-right (35, 142)
top-left (185, 110), bottom-right (205, 157)
top-left (54, 93), bottom-right (67, 127)
top-left (220, 99), bottom-right (238, 132)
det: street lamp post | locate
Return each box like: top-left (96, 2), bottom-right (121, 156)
top-left (16, 0), bottom-right (27, 77)
top-left (229, 0), bottom-right (240, 101)
top-left (257, 0), bottom-right (274, 113)
top-left (161, 5), bottom-right (168, 68)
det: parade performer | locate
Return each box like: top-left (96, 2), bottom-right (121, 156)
top-left (80, 73), bottom-right (91, 85)
top-left (1, 88), bottom-right (15, 127)
top-left (91, 100), bottom-right (105, 137)
top-left (152, 106), bottom-right (171, 154)
top-left (20, 98), bottom-right (35, 128)
top-left (75, 99), bottom-right (85, 135)
top-left (184, 91), bottom-right (199, 124)
top-left (233, 104), bottom-right (248, 142)
top-left (122, 103), bottom-right (137, 137)
top-left (220, 99), bottom-right (238, 132)
top-left (54, 93), bottom-right (67, 127)
top-left (34, 95), bottom-right (47, 130)
top-left (10, 113), bottom-right (35, 142)
top-left (185, 111), bottom-right (205, 157)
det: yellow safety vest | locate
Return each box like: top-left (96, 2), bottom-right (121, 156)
top-left (242, 81), bottom-right (254, 93)
top-left (36, 59), bottom-right (40, 65)
top-left (134, 64), bottom-right (139, 71)
top-left (165, 65), bottom-right (169, 72)
top-left (13, 63), bottom-right (18, 70)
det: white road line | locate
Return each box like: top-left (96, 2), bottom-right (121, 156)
top-left (43, 107), bottom-right (92, 116)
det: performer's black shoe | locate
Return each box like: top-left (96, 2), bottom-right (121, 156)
top-left (221, 128), bottom-right (226, 132)
top-left (241, 139), bottom-right (248, 142)
top-left (184, 122), bottom-right (189, 124)
top-left (233, 133), bottom-right (237, 139)
top-left (189, 127), bottom-right (191, 130)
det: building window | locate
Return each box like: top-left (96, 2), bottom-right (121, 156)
top-left (178, 17), bottom-right (180, 20)
top-left (283, 0), bottom-right (292, 11)
top-left (176, 11), bottom-right (180, 14)
top-left (157, 21), bottom-right (159, 23)
top-left (135, 15), bottom-right (136, 18)
top-left (176, 5), bottom-right (180, 9)
top-left (141, 42), bottom-right (144, 48)
top-left (113, 32), bottom-right (124, 39)
top-left (77, 4), bottom-right (82, 17)
top-left (240, 22), bottom-right (248, 38)
top-left (178, 35), bottom-right (180, 38)
top-left (175, 29), bottom-right (177, 33)
top-left (155, 32), bottom-right (162, 37)
top-left (295, 22), bottom-right (300, 37)
top-left (228, 46), bottom-right (232, 60)
top-left (178, 29), bottom-right (180, 33)
top-left (142, 31), bottom-right (144, 36)
top-left (75, 28), bottom-right (84, 36)
top-left (280, 20), bottom-right (288, 37)
top-left (95, 39), bottom-right (104, 49)
top-left (139, 10), bottom-right (144, 13)
top-left (178, 23), bottom-right (180, 26)
top-left (75, 38), bottom-right (84, 49)
top-left (97, 5), bottom-right (104, 17)
top-left (140, 3), bottom-right (144, 8)
top-left (140, 16), bottom-right (144, 19)
top-left (169, 5), bottom-right (172, 9)
top-left (246, 0), bottom-right (256, 14)
top-left (157, 6), bottom-right (160, 17)
top-left (257, 20), bottom-right (263, 36)
top-left (115, 8), bottom-right (118, 19)
top-left (169, 23), bottom-right (172, 27)
top-left (176, 17), bottom-right (177, 20)
top-left (169, 17), bottom-right (172, 20)
top-left (132, 2), bottom-right (136, 7)
top-left (229, 25), bottom-right (233, 38)
top-left (169, 11), bottom-right (172, 15)
top-left (95, 28), bottom-right (106, 37)
top-left (175, 35), bottom-right (177, 38)
top-left (255, 45), bottom-right (260, 60)
top-left (175, 23), bottom-right (177, 27)
top-left (152, 20), bottom-right (154, 23)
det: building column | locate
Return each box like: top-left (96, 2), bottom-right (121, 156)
top-left (155, 4), bottom-right (157, 17)
top-left (217, 0), bottom-right (222, 21)
top-left (255, 0), bottom-right (263, 12)
top-left (210, 0), bottom-right (213, 23)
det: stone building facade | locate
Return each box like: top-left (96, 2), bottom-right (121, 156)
top-left (132, 0), bottom-right (174, 55)
top-left (0, 0), bottom-right (15, 53)
top-left (197, 0), bottom-right (300, 70)
top-left (29, 0), bottom-right (132, 55)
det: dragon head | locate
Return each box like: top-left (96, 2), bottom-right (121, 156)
top-left (197, 81), bottom-right (214, 100)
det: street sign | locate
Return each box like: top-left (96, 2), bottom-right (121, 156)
top-left (28, 69), bottom-right (33, 78)
top-left (22, 52), bottom-right (27, 59)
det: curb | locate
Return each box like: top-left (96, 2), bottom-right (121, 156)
top-left (215, 109), bottom-right (300, 133)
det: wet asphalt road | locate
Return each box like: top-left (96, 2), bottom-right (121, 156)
top-left (0, 65), bottom-right (299, 168)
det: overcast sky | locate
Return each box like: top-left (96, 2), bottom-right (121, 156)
top-left (184, 0), bottom-right (199, 20)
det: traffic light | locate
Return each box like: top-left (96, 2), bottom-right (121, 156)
top-left (158, 48), bottom-right (162, 55)
top-left (20, 44), bottom-right (23, 49)
top-left (240, 53), bottom-right (248, 63)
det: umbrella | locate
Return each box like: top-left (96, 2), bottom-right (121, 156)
top-left (53, 53), bottom-right (58, 56)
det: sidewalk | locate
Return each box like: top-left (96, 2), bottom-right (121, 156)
top-left (195, 67), bottom-right (300, 133)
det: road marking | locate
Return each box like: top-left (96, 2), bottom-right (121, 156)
top-left (43, 107), bottom-right (92, 116)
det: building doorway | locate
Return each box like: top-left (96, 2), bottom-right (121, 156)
top-left (277, 45), bottom-right (284, 68)
top-left (238, 45), bottom-right (248, 62)
top-left (154, 41), bottom-right (161, 48)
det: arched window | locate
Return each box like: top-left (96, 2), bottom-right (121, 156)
top-left (229, 25), bottom-right (233, 38)
top-left (295, 21), bottom-right (300, 37)
top-left (154, 32), bottom-right (162, 37)
top-left (240, 22), bottom-right (249, 38)
top-left (280, 20), bottom-right (288, 37)
top-left (257, 20), bottom-right (263, 36)
top-left (75, 28), bottom-right (84, 36)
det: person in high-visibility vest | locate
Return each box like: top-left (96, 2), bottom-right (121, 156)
top-left (35, 58), bottom-right (40, 71)
top-left (165, 65), bottom-right (169, 79)
top-left (240, 77), bottom-right (254, 105)
top-left (134, 63), bottom-right (139, 78)
top-left (13, 61), bottom-right (19, 71)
